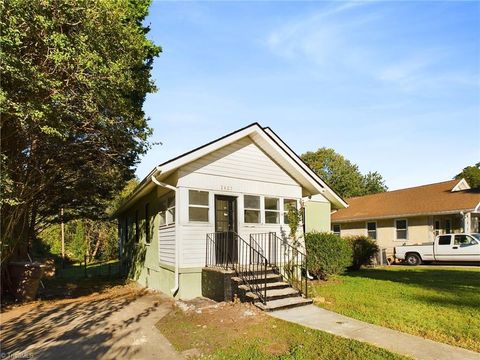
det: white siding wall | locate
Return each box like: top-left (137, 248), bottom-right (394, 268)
top-left (159, 225), bottom-right (175, 265)
top-left (176, 137), bottom-right (305, 268)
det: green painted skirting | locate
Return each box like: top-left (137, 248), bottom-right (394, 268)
top-left (134, 264), bottom-right (203, 300)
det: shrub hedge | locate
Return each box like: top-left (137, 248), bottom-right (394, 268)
top-left (345, 235), bottom-right (379, 270)
top-left (305, 232), bottom-right (352, 280)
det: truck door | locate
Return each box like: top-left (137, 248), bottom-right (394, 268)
top-left (452, 235), bottom-right (480, 262)
top-left (434, 235), bottom-right (454, 261)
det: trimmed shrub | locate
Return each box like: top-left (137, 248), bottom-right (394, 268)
top-left (305, 232), bottom-right (352, 280)
top-left (346, 235), bottom-right (379, 270)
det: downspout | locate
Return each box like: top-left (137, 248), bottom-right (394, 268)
top-left (151, 168), bottom-right (180, 296)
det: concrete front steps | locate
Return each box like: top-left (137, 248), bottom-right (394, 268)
top-left (233, 267), bottom-right (312, 312)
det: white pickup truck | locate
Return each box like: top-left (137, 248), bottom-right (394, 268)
top-left (395, 233), bottom-right (480, 265)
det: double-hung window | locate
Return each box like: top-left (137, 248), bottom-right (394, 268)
top-left (189, 190), bottom-right (209, 222)
top-left (283, 199), bottom-right (297, 225)
top-left (332, 224), bottom-right (341, 236)
top-left (367, 222), bottom-right (377, 240)
top-left (244, 195), bottom-right (260, 223)
top-left (265, 197), bottom-right (280, 224)
top-left (395, 219), bottom-right (407, 240)
top-left (159, 193), bottom-right (175, 227)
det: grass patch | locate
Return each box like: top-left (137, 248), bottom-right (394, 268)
top-left (157, 302), bottom-right (409, 359)
top-left (309, 266), bottom-right (480, 352)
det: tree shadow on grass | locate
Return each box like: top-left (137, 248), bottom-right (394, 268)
top-left (1, 289), bottom-right (160, 359)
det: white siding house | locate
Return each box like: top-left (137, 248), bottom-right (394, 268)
top-left (115, 123), bottom-right (347, 299)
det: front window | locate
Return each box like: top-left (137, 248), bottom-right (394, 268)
top-left (189, 190), bottom-right (209, 222)
top-left (265, 197), bottom-right (280, 224)
top-left (367, 222), bottom-right (377, 240)
top-left (159, 193), bottom-right (175, 227)
top-left (283, 199), bottom-right (297, 224)
top-left (395, 219), bottom-right (407, 240)
top-left (244, 195), bottom-right (260, 223)
top-left (332, 224), bottom-right (341, 236)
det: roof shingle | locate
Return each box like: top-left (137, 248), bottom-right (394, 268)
top-left (331, 179), bottom-right (480, 223)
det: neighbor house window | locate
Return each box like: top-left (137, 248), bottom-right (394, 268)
top-left (438, 235), bottom-right (451, 245)
top-left (332, 224), bottom-right (341, 236)
top-left (283, 199), bottom-right (297, 224)
top-left (145, 203), bottom-right (151, 244)
top-left (367, 222), bottom-right (377, 240)
top-left (189, 190), bottom-right (209, 222)
top-left (395, 219), bottom-right (407, 240)
top-left (244, 195), bottom-right (260, 223)
top-left (434, 220), bottom-right (441, 236)
top-left (135, 210), bottom-right (139, 243)
top-left (445, 219), bottom-right (452, 234)
top-left (159, 193), bottom-right (175, 227)
top-left (265, 197), bottom-right (280, 224)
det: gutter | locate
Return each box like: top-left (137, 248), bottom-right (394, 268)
top-left (151, 167), bottom-right (180, 296)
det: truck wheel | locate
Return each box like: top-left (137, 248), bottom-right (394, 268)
top-left (405, 253), bottom-right (421, 266)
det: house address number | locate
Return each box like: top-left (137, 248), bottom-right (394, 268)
top-left (220, 185), bottom-right (232, 191)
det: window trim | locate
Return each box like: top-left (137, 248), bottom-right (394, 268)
top-left (244, 194), bottom-right (261, 224)
top-left (264, 196), bottom-right (281, 224)
top-left (188, 189), bottom-right (210, 223)
top-left (395, 219), bottom-right (408, 241)
top-left (366, 221), bottom-right (377, 240)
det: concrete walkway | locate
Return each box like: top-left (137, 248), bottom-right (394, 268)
top-left (270, 305), bottom-right (479, 360)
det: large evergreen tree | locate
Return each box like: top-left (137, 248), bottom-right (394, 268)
top-left (0, 0), bottom-right (161, 263)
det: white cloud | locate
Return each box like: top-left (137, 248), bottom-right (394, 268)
top-left (265, 2), bottom-right (479, 92)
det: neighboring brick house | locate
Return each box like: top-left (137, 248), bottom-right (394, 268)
top-left (331, 179), bottom-right (480, 257)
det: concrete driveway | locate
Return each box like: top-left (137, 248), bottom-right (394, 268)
top-left (1, 285), bottom-right (182, 360)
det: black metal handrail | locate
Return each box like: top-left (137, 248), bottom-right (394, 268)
top-left (206, 231), bottom-right (268, 304)
top-left (250, 232), bottom-right (308, 298)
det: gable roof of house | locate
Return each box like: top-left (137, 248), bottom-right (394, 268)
top-left (115, 123), bottom-right (348, 215)
top-left (331, 179), bottom-right (480, 223)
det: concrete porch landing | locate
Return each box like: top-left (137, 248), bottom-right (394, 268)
top-left (269, 305), bottom-right (479, 360)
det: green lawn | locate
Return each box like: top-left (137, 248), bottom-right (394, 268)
top-left (309, 266), bottom-right (480, 352)
top-left (158, 305), bottom-right (409, 360)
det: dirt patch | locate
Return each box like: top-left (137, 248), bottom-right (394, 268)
top-left (156, 299), bottom-right (291, 358)
top-left (1, 280), bottom-right (144, 320)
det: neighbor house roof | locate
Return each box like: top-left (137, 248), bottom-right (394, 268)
top-left (331, 179), bottom-right (480, 223)
top-left (114, 123), bottom-right (348, 215)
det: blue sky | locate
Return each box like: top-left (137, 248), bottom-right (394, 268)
top-left (138, 1), bottom-right (480, 190)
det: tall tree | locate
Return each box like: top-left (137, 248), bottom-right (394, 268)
top-left (455, 162), bottom-right (480, 189)
top-left (301, 148), bottom-right (388, 198)
top-left (0, 0), bottom-right (161, 264)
